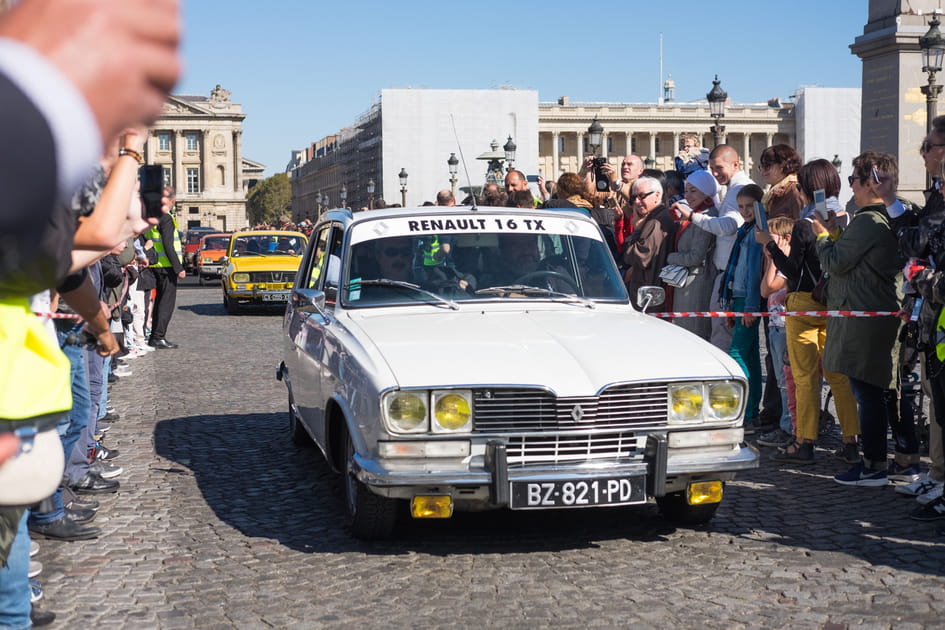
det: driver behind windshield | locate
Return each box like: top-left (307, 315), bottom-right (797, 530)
top-left (483, 233), bottom-right (541, 286)
top-left (374, 237), bottom-right (413, 282)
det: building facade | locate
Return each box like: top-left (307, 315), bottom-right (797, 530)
top-left (149, 85), bottom-right (263, 232)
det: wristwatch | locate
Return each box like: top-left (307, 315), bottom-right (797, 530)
top-left (118, 148), bottom-right (143, 164)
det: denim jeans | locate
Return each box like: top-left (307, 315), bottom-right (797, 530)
top-left (848, 376), bottom-right (898, 467)
top-left (728, 298), bottom-right (761, 423)
top-left (32, 326), bottom-right (92, 525)
top-left (0, 510), bottom-right (31, 630)
top-left (768, 325), bottom-right (792, 434)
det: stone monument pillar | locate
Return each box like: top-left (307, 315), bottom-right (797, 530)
top-left (851, 0), bottom-right (940, 203)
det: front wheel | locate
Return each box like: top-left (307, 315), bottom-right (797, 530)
top-left (343, 431), bottom-right (398, 539)
top-left (224, 292), bottom-right (240, 315)
top-left (656, 490), bottom-right (721, 525)
top-left (198, 273), bottom-right (207, 286)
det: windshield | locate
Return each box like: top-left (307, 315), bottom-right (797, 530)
top-left (231, 234), bottom-right (306, 257)
top-left (342, 213), bottom-right (628, 307)
top-left (202, 236), bottom-right (229, 250)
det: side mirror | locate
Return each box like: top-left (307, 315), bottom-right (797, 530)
top-left (636, 286), bottom-right (665, 313)
top-left (292, 288), bottom-right (327, 315)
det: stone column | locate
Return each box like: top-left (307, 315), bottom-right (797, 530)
top-left (625, 132), bottom-right (633, 156)
top-left (233, 130), bottom-right (242, 193)
top-left (743, 133), bottom-right (752, 174)
top-left (648, 133), bottom-right (657, 162)
top-left (202, 130), bottom-right (210, 193)
top-left (551, 132), bottom-right (559, 176)
top-left (672, 132), bottom-right (680, 156)
top-left (576, 132), bottom-right (584, 168)
top-left (601, 132), bottom-right (608, 158)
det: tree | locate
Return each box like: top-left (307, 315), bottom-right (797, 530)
top-left (245, 173), bottom-right (291, 225)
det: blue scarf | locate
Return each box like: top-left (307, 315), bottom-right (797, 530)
top-left (719, 220), bottom-right (755, 306)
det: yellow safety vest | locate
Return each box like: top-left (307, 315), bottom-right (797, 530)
top-left (0, 298), bottom-right (71, 420)
top-left (145, 214), bottom-right (183, 268)
top-left (421, 235), bottom-right (442, 266)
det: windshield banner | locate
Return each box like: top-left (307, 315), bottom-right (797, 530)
top-left (350, 213), bottom-right (603, 245)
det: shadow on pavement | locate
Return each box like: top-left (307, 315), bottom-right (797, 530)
top-left (153, 413), bottom-right (945, 570)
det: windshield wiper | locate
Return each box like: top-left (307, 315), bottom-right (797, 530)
top-left (474, 285), bottom-right (595, 309)
top-left (347, 279), bottom-right (459, 310)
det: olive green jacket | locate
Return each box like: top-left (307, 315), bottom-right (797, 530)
top-left (816, 204), bottom-right (902, 389)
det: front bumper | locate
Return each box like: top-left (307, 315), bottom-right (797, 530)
top-left (353, 435), bottom-right (759, 508)
top-left (198, 264), bottom-right (222, 277)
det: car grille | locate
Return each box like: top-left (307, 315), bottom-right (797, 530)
top-left (505, 432), bottom-right (643, 467)
top-left (249, 271), bottom-right (296, 284)
top-left (472, 383), bottom-right (668, 433)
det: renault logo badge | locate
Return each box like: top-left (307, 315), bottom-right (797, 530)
top-left (571, 405), bottom-right (585, 422)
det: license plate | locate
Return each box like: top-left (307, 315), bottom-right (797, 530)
top-left (261, 292), bottom-right (289, 302)
top-left (510, 476), bottom-right (646, 509)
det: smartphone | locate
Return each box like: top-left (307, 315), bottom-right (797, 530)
top-left (138, 165), bottom-right (164, 219)
top-left (753, 200), bottom-right (768, 231)
top-left (871, 166), bottom-right (882, 184)
top-left (813, 188), bottom-right (828, 221)
top-left (525, 174), bottom-right (540, 183)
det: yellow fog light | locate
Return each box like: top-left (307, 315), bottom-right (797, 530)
top-left (410, 495), bottom-right (453, 519)
top-left (669, 384), bottom-right (703, 423)
top-left (687, 481), bottom-right (723, 505)
top-left (433, 391), bottom-right (472, 432)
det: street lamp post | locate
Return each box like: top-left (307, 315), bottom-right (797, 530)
top-left (399, 168), bottom-right (408, 206)
top-left (503, 136), bottom-right (517, 173)
top-left (706, 75), bottom-right (728, 148)
top-left (315, 191), bottom-right (322, 216)
top-left (921, 15), bottom-right (945, 188)
top-left (831, 155), bottom-right (842, 172)
top-left (447, 153), bottom-right (459, 197)
top-left (367, 178), bottom-right (375, 210)
top-left (587, 117), bottom-right (603, 156)
top-left (340, 184), bottom-right (347, 209)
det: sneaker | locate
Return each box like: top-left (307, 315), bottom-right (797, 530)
top-left (910, 495), bottom-right (945, 521)
top-left (29, 579), bottom-right (42, 604)
top-left (89, 459), bottom-right (123, 479)
top-left (887, 462), bottom-right (922, 484)
top-left (834, 442), bottom-right (860, 464)
top-left (757, 428), bottom-right (793, 448)
top-left (94, 442), bottom-right (119, 461)
top-left (834, 462), bottom-right (888, 487)
top-left (896, 473), bottom-right (943, 497)
top-left (113, 365), bottom-right (132, 378)
top-left (29, 540), bottom-right (39, 557)
top-left (28, 560), bottom-right (42, 578)
top-left (771, 441), bottom-right (815, 464)
top-left (918, 483), bottom-right (945, 506)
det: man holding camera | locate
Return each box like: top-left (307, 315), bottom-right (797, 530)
top-left (146, 187), bottom-right (185, 349)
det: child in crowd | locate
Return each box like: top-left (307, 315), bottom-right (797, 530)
top-left (757, 216), bottom-right (796, 448)
top-left (719, 184), bottom-right (766, 429)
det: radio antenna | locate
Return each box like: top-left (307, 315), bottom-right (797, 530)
top-left (450, 114), bottom-right (478, 211)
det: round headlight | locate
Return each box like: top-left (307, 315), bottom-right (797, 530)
top-left (434, 393), bottom-right (471, 431)
top-left (708, 382), bottom-right (742, 420)
top-left (388, 393), bottom-right (427, 432)
top-left (669, 384), bottom-right (703, 423)
top-left (232, 272), bottom-right (250, 283)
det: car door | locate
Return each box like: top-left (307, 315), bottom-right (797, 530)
top-left (286, 223), bottom-right (339, 448)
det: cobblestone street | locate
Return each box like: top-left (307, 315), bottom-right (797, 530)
top-left (36, 279), bottom-right (945, 629)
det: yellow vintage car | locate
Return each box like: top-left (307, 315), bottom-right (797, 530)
top-left (221, 230), bottom-right (308, 314)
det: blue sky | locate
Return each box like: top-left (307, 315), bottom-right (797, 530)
top-left (178, 1), bottom-right (867, 175)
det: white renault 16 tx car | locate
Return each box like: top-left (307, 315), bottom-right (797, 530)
top-left (277, 205), bottom-right (758, 539)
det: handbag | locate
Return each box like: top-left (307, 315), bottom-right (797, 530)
top-left (659, 264), bottom-right (690, 288)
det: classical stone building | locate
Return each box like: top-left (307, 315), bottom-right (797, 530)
top-left (148, 85), bottom-right (263, 231)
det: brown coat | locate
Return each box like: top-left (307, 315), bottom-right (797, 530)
top-left (623, 204), bottom-right (675, 309)
top-left (764, 175), bottom-right (805, 220)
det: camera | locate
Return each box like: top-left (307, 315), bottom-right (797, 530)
top-left (592, 157), bottom-right (610, 192)
top-left (138, 165), bottom-right (164, 219)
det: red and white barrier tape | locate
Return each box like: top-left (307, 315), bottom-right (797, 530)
top-left (32, 312), bottom-right (81, 320)
top-left (650, 310), bottom-right (899, 319)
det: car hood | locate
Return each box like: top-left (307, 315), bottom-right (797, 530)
top-left (346, 306), bottom-right (741, 395)
top-left (228, 255), bottom-right (301, 271)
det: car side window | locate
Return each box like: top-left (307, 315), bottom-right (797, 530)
top-left (305, 226), bottom-right (332, 289)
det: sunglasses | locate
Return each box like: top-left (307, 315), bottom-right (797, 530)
top-left (633, 191), bottom-right (656, 201)
top-left (382, 247), bottom-right (412, 258)
top-left (921, 140), bottom-right (945, 153)
top-left (847, 174), bottom-right (865, 186)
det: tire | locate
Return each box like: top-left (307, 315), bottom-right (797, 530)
top-left (224, 292), bottom-right (240, 315)
top-left (343, 430), bottom-right (398, 539)
top-left (198, 273), bottom-right (206, 286)
top-left (288, 395), bottom-right (312, 447)
top-left (656, 490), bottom-right (721, 525)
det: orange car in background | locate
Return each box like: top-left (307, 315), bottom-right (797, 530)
top-left (195, 233), bottom-right (232, 285)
